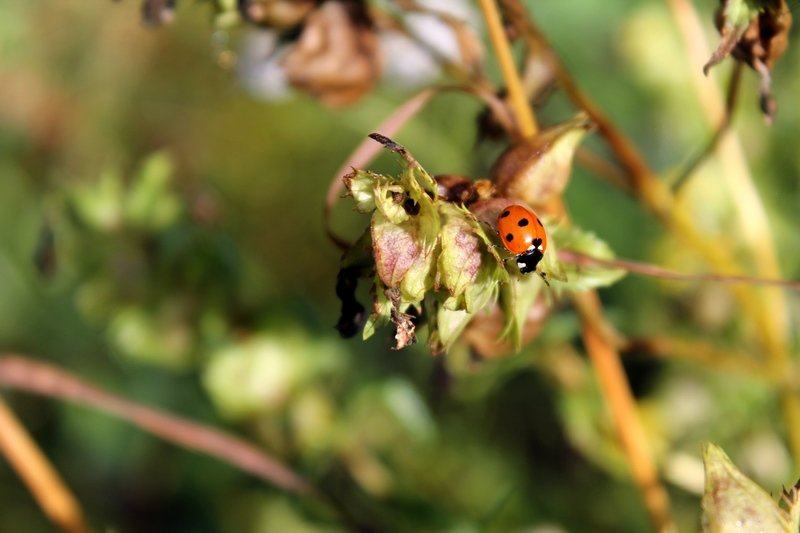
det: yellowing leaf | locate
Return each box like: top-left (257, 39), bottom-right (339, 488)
top-left (701, 442), bottom-right (791, 533)
top-left (438, 205), bottom-right (483, 303)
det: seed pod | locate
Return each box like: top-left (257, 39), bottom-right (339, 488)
top-left (492, 114), bottom-right (593, 208)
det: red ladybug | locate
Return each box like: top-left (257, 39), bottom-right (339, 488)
top-left (497, 204), bottom-right (548, 274)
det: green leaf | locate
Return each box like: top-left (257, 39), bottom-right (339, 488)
top-left (509, 272), bottom-right (544, 346)
top-left (382, 379), bottom-right (436, 442)
top-left (701, 442), bottom-right (791, 533)
top-left (428, 301), bottom-right (473, 354)
top-left (363, 276), bottom-right (392, 341)
top-left (549, 223), bottom-right (626, 291)
top-left (203, 333), bottom-right (346, 419)
top-left (109, 305), bottom-right (194, 370)
top-left (722, 0), bottom-right (762, 28)
top-left (373, 179), bottom-right (409, 224)
top-left (399, 241), bottom-right (437, 302)
top-left (343, 169), bottom-right (382, 214)
top-left (125, 151), bottom-right (181, 231)
top-left (71, 168), bottom-right (125, 232)
top-left (498, 276), bottom-right (519, 350)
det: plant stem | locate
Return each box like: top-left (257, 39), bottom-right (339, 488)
top-left (483, 2), bottom-right (675, 529)
top-left (666, 0), bottom-right (800, 466)
top-left (0, 397), bottom-right (89, 533)
top-left (0, 356), bottom-right (315, 496)
top-left (575, 293), bottom-right (676, 532)
top-left (477, 0), bottom-right (538, 138)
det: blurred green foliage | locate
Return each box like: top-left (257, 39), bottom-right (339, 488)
top-left (0, 0), bottom-right (799, 532)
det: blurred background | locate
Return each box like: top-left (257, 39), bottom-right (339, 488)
top-left (0, 0), bottom-right (798, 531)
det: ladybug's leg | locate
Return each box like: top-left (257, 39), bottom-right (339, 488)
top-left (537, 270), bottom-right (550, 287)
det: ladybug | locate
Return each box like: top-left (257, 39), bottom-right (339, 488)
top-left (497, 204), bottom-right (548, 274)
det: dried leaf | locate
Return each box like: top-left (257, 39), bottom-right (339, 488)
top-left (283, 1), bottom-right (379, 107)
top-left (387, 287), bottom-right (416, 350)
top-left (239, 0), bottom-right (314, 28)
top-left (371, 211), bottom-right (423, 288)
top-left (141, 0), bottom-right (176, 27)
top-left (438, 204), bottom-right (483, 305)
top-left (547, 224), bottom-right (625, 291)
top-left (780, 479), bottom-right (800, 531)
top-left (705, 0), bottom-right (792, 121)
top-left (463, 293), bottom-right (550, 358)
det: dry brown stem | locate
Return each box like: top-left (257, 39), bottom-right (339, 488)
top-left (0, 355), bottom-right (314, 496)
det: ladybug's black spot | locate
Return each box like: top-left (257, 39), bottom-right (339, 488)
top-left (505, 233), bottom-right (514, 242)
top-left (518, 218), bottom-right (529, 227)
top-left (537, 218), bottom-right (543, 227)
top-left (500, 210), bottom-right (511, 218)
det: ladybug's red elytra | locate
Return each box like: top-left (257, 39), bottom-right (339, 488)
top-left (496, 204), bottom-right (548, 274)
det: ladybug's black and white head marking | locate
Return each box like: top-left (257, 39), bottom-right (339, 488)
top-left (515, 248), bottom-right (544, 274)
top-left (528, 238), bottom-right (543, 251)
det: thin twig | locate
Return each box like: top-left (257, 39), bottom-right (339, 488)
top-left (575, 147), bottom-right (632, 193)
top-left (324, 88), bottom-right (435, 249)
top-left (504, 0), bottom-right (793, 406)
top-left (324, 85), bottom-right (515, 249)
top-left (499, 0), bottom-right (653, 193)
top-left (624, 337), bottom-right (772, 381)
top-left (0, 356), bottom-right (315, 496)
top-left (0, 397), bottom-right (89, 533)
top-left (672, 61), bottom-right (743, 191)
top-left (477, 0), bottom-right (537, 138)
top-left (559, 249), bottom-right (800, 291)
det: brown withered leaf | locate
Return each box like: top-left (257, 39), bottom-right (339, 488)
top-left (141, 0), bottom-right (175, 27)
top-left (386, 287), bottom-right (416, 350)
top-left (433, 176), bottom-right (495, 205)
top-left (463, 296), bottom-right (550, 359)
top-left (705, 0), bottom-right (792, 121)
top-left (240, 0), bottom-right (315, 29)
top-left (492, 114), bottom-right (593, 208)
top-left (283, 0), bottom-right (379, 107)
